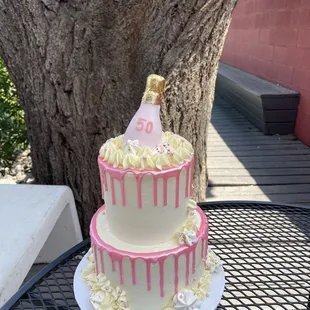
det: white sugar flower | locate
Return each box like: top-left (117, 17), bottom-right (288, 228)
top-left (172, 289), bottom-right (202, 309)
top-left (178, 228), bottom-right (198, 246)
top-left (124, 139), bottom-right (140, 154)
top-left (205, 248), bottom-right (222, 273)
top-left (187, 199), bottom-right (197, 211)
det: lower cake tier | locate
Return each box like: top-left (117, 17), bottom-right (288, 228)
top-left (90, 205), bottom-right (208, 310)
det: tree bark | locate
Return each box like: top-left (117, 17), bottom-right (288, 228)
top-left (0, 0), bottom-right (235, 235)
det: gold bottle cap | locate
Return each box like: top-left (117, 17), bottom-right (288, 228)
top-left (142, 74), bottom-right (166, 105)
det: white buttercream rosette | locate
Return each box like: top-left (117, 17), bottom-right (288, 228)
top-left (99, 132), bottom-right (193, 170)
top-left (81, 250), bottom-right (130, 310)
top-left (177, 199), bottom-right (199, 246)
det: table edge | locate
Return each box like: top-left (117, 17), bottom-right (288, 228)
top-left (1, 238), bottom-right (90, 310)
top-left (199, 200), bottom-right (310, 210)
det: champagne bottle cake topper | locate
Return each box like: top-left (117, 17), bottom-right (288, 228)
top-left (124, 74), bottom-right (166, 149)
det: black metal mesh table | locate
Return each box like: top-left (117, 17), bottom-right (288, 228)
top-left (3, 202), bottom-right (310, 310)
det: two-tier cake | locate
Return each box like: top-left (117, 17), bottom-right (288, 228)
top-left (81, 74), bottom-right (222, 310)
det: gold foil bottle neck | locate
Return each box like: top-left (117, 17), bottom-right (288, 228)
top-left (142, 74), bottom-right (165, 105)
top-left (143, 91), bottom-right (161, 105)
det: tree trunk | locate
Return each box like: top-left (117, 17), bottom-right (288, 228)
top-left (0, 0), bottom-right (235, 235)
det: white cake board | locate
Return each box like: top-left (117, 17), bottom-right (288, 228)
top-left (74, 252), bottom-right (225, 310)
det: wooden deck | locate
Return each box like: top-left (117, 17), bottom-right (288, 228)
top-left (206, 96), bottom-right (310, 204)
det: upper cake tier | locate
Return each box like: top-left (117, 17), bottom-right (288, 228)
top-left (98, 132), bottom-right (194, 246)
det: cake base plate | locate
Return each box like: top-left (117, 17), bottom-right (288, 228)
top-left (74, 251), bottom-right (225, 310)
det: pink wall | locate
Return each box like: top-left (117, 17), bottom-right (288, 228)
top-left (221, 0), bottom-right (310, 146)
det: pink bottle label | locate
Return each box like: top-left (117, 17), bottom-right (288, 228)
top-left (124, 103), bottom-right (163, 148)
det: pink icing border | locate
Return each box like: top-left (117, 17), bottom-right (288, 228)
top-left (98, 155), bottom-right (194, 175)
top-left (90, 204), bottom-right (208, 296)
top-left (91, 204), bottom-right (207, 258)
top-left (98, 156), bottom-right (194, 209)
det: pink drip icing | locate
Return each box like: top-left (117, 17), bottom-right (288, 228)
top-left (103, 172), bottom-right (108, 191)
top-left (111, 257), bottom-right (116, 272)
top-left (163, 177), bottom-right (168, 206)
top-left (99, 167), bottom-right (108, 192)
top-left (120, 179), bottom-right (126, 206)
top-left (192, 244), bottom-right (197, 274)
top-left (119, 259), bottom-right (124, 284)
top-left (153, 177), bottom-right (158, 206)
top-left (131, 260), bottom-right (136, 285)
top-left (97, 156), bottom-right (193, 209)
top-left (185, 165), bottom-right (190, 198)
top-left (136, 175), bottom-right (143, 208)
top-left (190, 160), bottom-right (194, 197)
top-left (91, 204), bottom-right (207, 295)
top-left (110, 176), bottom-right (116, 205)
top-left (175, 174), bottom-right (180, 208)
top-left (159, 260), bottom-right (165, 297)
top-left (205, 239), bottom-right (208, 265)
top-left (201, 239), bottom-right (205, 259)
top-left (93, 246), bottom-right (99, 275)
top-left (174, 256), bottom-right (179, 294)
top-left (146, 261), bottom-right (152, 291)
top-left (185, 252), bottom-right (190, 286)
top-left (100, 249), bottom-right (104, 273)
top-left (99, 166), bottom-right (105, 199)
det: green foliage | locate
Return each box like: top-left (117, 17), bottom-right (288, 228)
top-left (0, 59), bottom-right (28, 174)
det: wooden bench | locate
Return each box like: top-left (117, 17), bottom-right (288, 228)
top-left (216, 63), bottom-right (300, 135)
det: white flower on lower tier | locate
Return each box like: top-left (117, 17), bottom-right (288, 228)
top-left (205, 248), bottom-right (222, 273)
top-left (165, 289), bottom-right (202, 310)
top-left (183, 216), bottom-right (199, 232)
top-left (187, 199), bottom-right (197, 211)
top-left (178, 228), bottom-right (198, 246)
